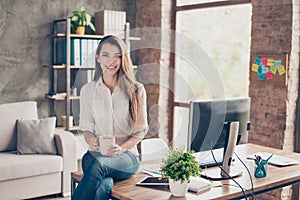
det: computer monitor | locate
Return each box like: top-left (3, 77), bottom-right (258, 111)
top-left (187, 97), bottom-right (251, 179)
top-left (188, 97), bottom-right (250, 152)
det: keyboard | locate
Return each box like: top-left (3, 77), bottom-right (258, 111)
top-left (197, 157), bottom-right (223, 168)
top-left (193, 150), bottom-right (224, 168)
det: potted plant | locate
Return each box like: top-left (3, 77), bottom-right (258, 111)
top-left (70, 6), bottom-right (96, 35)
top-left (160, 147), bottom-right (201, 197)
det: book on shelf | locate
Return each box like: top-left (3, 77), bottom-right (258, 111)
top-left (93, 40), bottom-right (100, 65)
top-left (46, 92), bottom-right (67, 99)
top-left (94, 10), bottom-right (126, 36)
top-left (80, 39), bottom-right (88, 66)
top-left (71, 39), bottom-right (81, 66)
top-left (87, 40), bottom-right (94, 67)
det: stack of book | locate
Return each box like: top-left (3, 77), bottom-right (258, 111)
top-left (94, 10), bottom-right (126, 36)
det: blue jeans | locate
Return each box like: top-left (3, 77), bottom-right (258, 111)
top-left (72, 150), bottom-right (140, 200)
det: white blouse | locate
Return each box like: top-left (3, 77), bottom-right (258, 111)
top-left (80, 77), bottom-right (149, 156)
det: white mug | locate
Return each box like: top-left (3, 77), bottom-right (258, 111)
top-left (99, 135), bottom-right (115, 156)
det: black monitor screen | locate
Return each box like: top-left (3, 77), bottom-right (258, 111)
top-left (187, 97), bottom-right (250, 152)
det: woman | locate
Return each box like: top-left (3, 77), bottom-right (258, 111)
top-left (72, 35), bottom-right (148, 200)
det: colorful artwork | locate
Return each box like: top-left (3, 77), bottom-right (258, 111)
top-left (270, 65), bottom-right (277, 75)
top-left (278, 65), bottom-right (286, 75)
top-left (252, 56), bottom-right (285, 81)
top-left (252, 63), bottom-right (258, 72)
top-left (266, 71), bottom-right (273, 80)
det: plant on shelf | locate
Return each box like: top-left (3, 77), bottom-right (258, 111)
top-left (160, 147), bottom-right (201, 197)
top-left (70, 6), bottom-right (95, 35)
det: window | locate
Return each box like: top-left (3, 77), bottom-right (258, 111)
top-left (172, 1), bottom-right (252, 148)
top-left (177, 0), bottom-right (228, 6)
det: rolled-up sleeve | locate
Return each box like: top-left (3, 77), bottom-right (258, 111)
top-left (80, 84), bottom-right (94, 133)
top-left (132, 85), bottom-right (149, 136)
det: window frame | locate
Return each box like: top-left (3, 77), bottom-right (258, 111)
top-left (170, 0), bottom-right (252, 145)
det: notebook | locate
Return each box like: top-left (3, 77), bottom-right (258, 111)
top-left (188, 176), bottom-right (211, 193)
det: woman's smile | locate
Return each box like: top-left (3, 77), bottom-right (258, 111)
top-left (105, 65), bottom-right (118, 69)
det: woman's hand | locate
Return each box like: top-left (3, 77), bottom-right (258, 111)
top-left (106, 144), bottom-right (124, 157)
top-left (83, 131), bottom-right (99, 151)
top-left (88, 136), bottom-right (99, 151)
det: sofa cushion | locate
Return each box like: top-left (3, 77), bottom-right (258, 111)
top-left (17, 117), bottom-right (57, 155)
top-left (0, 101), bottom-right (38, 152)
top-left (0, 152), bottom-right (63, 182)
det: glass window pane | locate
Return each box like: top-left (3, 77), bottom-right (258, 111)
top-left (173, 54), bottom-right (212, 103)
top-left (174, 4), bottom-right (251, 102)
top-left (173, 106), bottom-right (190, 149)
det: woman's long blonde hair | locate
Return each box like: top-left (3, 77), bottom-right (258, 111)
top-left (93, 35), bottom-right (142, 130)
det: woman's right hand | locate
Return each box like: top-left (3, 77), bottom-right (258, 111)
top-left (88, 136), bottom-right (99, 151)
top-left (83, 131), bottom-right (99, 151)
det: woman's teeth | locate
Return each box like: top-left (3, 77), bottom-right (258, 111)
top-left (106, 66), bottom-right (116, 69)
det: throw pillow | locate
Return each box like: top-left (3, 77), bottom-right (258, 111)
top-left (17, 117), bottom-right (57, 155)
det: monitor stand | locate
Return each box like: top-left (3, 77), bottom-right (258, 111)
top-left (200, 167), bottom-right (243, 181)
top-left (200, 168), bottom-right (243, 181)
top-left (200, 121), bottom-right (243, 180)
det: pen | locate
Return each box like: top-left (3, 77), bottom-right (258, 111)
top-left (147, 170), bottom-right (160, 174)
top-left (142, 169), bottom-right (160, 176)
top-left (266, 154), bottom-right (273, 162)
top-left (255, 155), bottom-right (261, 162)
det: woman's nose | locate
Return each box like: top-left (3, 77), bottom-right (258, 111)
top-left (109, 57), bottom-right (118, 65)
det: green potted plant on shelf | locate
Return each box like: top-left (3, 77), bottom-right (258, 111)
top-left (70, 6), bottom-right (96, 35)
top-left (160, 147), bottom-right (201, 197)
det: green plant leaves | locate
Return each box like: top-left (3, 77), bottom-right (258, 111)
top-left (70, 6), bottom-right (95, 32)
top-left (85, 14), bottom-right (91, 25)
top-left (160, 148), bottom-right (201, 183)
top-left (71, 15), bottom-right (78, 22)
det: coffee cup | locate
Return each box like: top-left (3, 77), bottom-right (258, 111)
top-left (99, 135), bottom-right (115, 156)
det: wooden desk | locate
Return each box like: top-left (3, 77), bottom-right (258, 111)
top-left (111, 143), bottom-right (300, 200)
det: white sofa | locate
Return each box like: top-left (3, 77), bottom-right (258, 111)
top-left (0, 101), bottom-right (76, 199)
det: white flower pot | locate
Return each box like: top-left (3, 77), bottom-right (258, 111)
top-left (169, 179), bottom-right (189, 197)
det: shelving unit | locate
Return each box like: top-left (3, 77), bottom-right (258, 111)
top-left (45, 18), bottom-right (139, 131)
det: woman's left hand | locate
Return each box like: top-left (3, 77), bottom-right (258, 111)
top-left (107, 144), bottom-right (124, 157)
